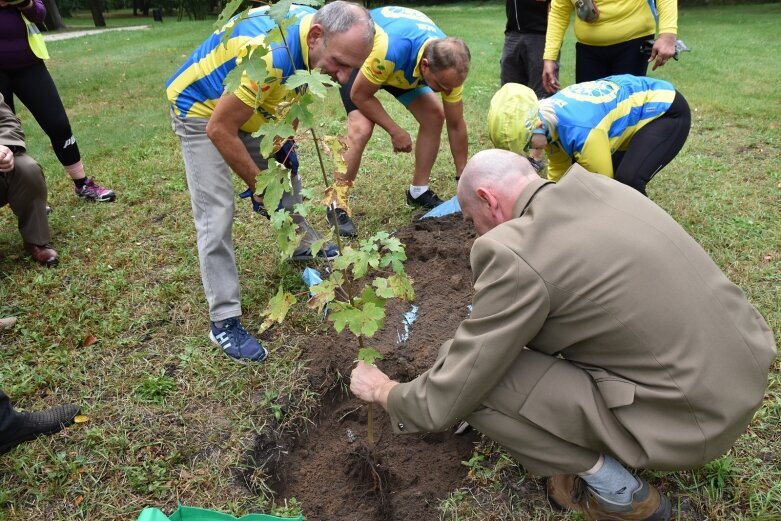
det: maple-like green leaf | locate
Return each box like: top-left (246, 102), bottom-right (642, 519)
top-left (372, 277), bottom-right (395, 299)
top-left (369, 231), bottom-right (391, 243)
top-left (286, 69), bottom-right (337, 98)
top-left (378, 234), bottom-right (404, 253)
top-left (323, 135), bottom-right (348, 176)
top-left (215, 0), bottom-right (246, 32)
top-left (357, 347), bottom-right (383, 365)
top-left (223, 66), bottom-right (245, 95)
top-left (284, 91), bottom-right (316, 130)
top-left (387, 273), bottom-right (416, 302)
top-left (242, 45), bottom-right (269, 85)
top-left (267, 0), bottom-right (294, 26)
top-left (328, 301), bottom-right (358, 333)
top-left (270, 208), bottom-right (302, 259)
top-left (257, 120), bottom-right (297, 158)
top-left (264, 18), bottom-right (295, 48)
top-left (308, 238), bottom-right (326, 259)
top-left (353, 301), bottom-right (385, 337)
top-left (306, 274), bottom-right (338, 312)
top-left (333, 247), bottom-right (378, 279)
top-left (255, 161), bottom-right (291, 213)
top-left (260, 286), bottom-right (297, 332)
top-left (358, 286), bottom-right (385, 309)
top-left (380, 249), bottom-right (407, 275)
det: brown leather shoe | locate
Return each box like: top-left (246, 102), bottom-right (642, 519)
top-left (24, 243), bottom-right (58, 267)
top-left (547, 474), bottom-right (672, 520)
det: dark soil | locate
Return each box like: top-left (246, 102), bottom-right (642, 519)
top-left (261, 214), bottom-right (481, 521)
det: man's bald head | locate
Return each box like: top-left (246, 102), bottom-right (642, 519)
top-left (457, 149), bottom-right (540, 235)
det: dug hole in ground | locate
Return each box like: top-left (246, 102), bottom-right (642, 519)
top-left (245, 214), bottom-right (487, 521)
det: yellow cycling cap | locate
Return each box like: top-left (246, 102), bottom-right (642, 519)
top-left (487, 83), bottom-right (539, 155)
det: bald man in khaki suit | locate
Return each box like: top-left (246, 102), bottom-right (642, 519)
top-left (351, 149), bottom-right (776, 520)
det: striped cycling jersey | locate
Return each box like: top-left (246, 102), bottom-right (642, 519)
top-left (166, 5), bottom-right (314, 133)
top-left (540, 74), bottom-right (676, 181)
top-left (361, 6), bottom-right (463, 103)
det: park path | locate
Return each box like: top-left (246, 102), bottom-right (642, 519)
top-left (43, 25), bottom-right (149, 42)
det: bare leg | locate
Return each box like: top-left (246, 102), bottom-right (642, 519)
top-left (341, 110), bottom-right (375, 184)
top-left (406, 93), bottom-right (445, 186)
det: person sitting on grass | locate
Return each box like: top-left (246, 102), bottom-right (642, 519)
top-left (0, 0), bottom-right (116, 203)
top-left (488, 74), bottom-right (690, 195)
top-left (1, 93), bottom-right (58, 266)
top-left (350, 149), bottom-right (776, 521)
top-left (166, 1), bottom-right (375, 363)
top-left (328, 6), bottom-right (471, 237)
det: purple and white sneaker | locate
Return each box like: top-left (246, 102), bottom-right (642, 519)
top-left (75, 178), bottom-right (116, 202)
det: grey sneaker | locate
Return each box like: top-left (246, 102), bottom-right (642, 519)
top-left (290, 214), bottom-right (339, 261)
top-left (326, 207), bottom-right (357, 237)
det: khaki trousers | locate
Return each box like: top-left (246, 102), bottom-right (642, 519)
top-left (466, 349), bottom-right (646, 476)
top-left (0, 154), bottom-right (49, 246)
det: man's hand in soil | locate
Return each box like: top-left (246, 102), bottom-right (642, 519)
top-left (350, 361), bottom-right (398, 409)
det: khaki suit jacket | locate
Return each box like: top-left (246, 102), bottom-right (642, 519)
top-left (0, 93), bottom-right (26, 150)
top-left (388, 164), bottom-right (776, 468)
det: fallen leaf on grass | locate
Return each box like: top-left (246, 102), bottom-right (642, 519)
top-left (74, 495), bottom-right (84, 507)
top-left (74, 415), bottom-right (90, 424)
top-left (82, 335), bottom-right (98, 347)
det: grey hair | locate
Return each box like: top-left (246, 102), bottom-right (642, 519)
top-left (423, 37), bottom-right (471, 76)
top-left (313, 1), bottom-right (375, 46)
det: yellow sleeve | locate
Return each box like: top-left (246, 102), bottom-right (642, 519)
top-left (546, 145), bottom-right (574, 182)
top-left (233, 49), bottom-right (291, 133)
top-left (544, 0), bottom-right (573, 61)
top-left (442, 84), bottom-right (464, 104)
top-left (656, 0), bottom-right (678, 35)
top-left (576, 128), bottom-right (614, 178)
top-left (360, 29), bottom-right (393, 86)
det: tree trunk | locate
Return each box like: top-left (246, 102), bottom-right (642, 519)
top-left (42, 0), bottom-right (65, 30)
top-left (87, 0), bottom-right (106, 27)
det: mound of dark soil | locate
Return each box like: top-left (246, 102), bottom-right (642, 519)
top-left (258, 214), bottom-right (481, 521)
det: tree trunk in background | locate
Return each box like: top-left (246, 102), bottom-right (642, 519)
top-left (42, 0), bottom-right (65, 30)
top-left (87, 0), bottom-right (106, 27)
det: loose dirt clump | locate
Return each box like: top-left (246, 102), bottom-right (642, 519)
top-left (252, 214), bottom-right (480, 521)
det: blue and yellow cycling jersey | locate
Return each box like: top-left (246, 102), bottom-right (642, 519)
top-left (540, 75), bottom-right (676, 181)
top-left (166, 5), bottom-right (314, 133)
top-left (361, 6), bottom-right (463, 103)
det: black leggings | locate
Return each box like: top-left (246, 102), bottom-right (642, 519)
top-left (613, 91), bottom-right (691, 195)
top-left (575, 35), bottom-right (651, 83)
top-left (0, 61), bottom-right (81, 167)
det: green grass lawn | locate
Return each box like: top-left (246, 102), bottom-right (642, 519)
top-left (1, 3), bottom-right (780, 520)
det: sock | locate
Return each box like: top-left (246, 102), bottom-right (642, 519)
top-left (579, 455), bottom-right (639, 505)
top-left (73, 177), bottom-right (87, 189)
top-left (212, 320), bottom-right (225, 328)
top-left (65, 161), bottom-right (86, 182)
top-left (409, 185), bottom-right (429, 199)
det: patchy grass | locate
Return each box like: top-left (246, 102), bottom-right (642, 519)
top-left (0, 3), bottom-right (778, 520)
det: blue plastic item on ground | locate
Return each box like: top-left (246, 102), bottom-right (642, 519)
top-left (421, 195), bottom-right (461, 219)
top-left (302, 267), bottom-right (323, 295)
